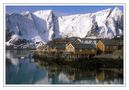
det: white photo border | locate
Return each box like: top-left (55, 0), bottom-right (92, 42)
top-left (3, 3), bottom-right (126, 87)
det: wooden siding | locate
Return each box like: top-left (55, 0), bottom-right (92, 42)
top-left (47, 42), bottom-right (96, 55)
top-left (96, 41), bottom-right (105, 53)
top-left (104, 46), bottom-right (118, 52)
top-left (75, 49), bottom-right (96, 55)
top-left (65, 43), bottom-right (75, 53)
top-left (96, 40), bottom-right (119, 53)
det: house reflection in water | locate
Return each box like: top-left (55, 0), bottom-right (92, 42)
top-left (6, 50), bottom-right (123, 84)
top-left (37, 60), bottom-right (123, 84)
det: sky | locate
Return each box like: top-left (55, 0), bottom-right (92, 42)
top-left (6, 5), bottom-right (123, 16)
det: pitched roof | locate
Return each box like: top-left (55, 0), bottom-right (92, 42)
top-left (100, 39), bottom-right (118, 46)
top-left (55, 43), bottom-right (66, 49)
top-left (73, 44), bottom-right (96, 50)
top-left (49, 43), bottom-right (66, 49)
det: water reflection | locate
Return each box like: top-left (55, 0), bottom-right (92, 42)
top-left (6, 50), bottom-right (49, 84)
top-left (6, 50), bottom-right (123, 84)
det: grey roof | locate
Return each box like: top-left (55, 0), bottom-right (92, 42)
top-left (48, 37), bottom-right (99, 50)
top-left (49, 43), bottom-right (66, 49)
top-left (55, 43), bottom-right (66, 49)
top-left (73, 44), bottom-right (96, 50)
top-left (100, 39), bottom-right (118, 46)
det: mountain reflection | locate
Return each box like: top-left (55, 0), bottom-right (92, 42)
top-left (6, 50), bottom-right (48, 84)
top-left (6, 50), bottom-right (123, 84)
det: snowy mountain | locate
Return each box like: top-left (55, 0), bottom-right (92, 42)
top-left (6, 7), bottom-right (123, 47)
top-left (58, 7), bottom-right (123, 39)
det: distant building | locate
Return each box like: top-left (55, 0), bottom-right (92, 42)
top-left (79, 38), bottom-right (98, 45)
top-left (48, 42), bottom-right (75, 54)
top-left (96, 39), bottom-right (119, 54)
top-left (47, 40), bottom-right (97, 59)
top-left (73, 44), bottom-right (96, 55)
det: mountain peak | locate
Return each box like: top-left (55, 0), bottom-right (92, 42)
top-left (111, 7), bottom-right (123, 16)
top-left (113, 7), bottom-right (122, 12)
top-left (6, 7), bottom-right (123, 47)
top-left (110, 7), bottom-right (123, 22)
top-left (95, 8), bottom-right (112, 14)
top-left (33, 10), bottom-right (53, 15)
top-left (21, 11), bottom-right (30, 15)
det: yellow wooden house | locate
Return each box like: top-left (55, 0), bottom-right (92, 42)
top-left (73, 44), bottom-right (96, 55)
top-left (96, 39), bottom-right (118, 54)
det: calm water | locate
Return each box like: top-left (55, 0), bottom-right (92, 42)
top-left (6, 50), bottom-right (123, 84)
